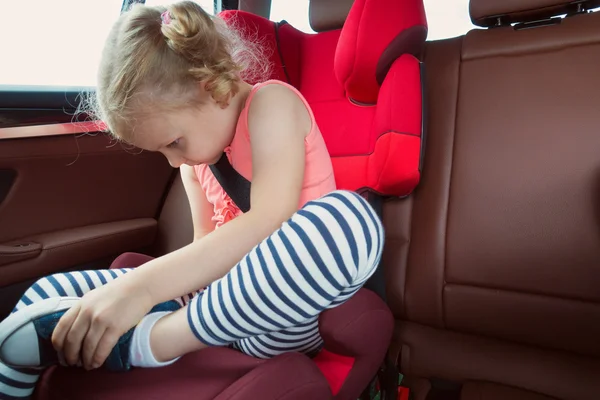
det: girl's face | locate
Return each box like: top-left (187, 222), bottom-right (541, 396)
top-left (130, 85), bottom-right (249, 167)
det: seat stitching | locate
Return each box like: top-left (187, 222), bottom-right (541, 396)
top-left (442, 38), bottom-right (465, 330)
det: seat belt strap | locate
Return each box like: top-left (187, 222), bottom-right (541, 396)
top-left (208, 152), bottom-right (251, 213)
top-left (362, 191), bottom-right (387, 301)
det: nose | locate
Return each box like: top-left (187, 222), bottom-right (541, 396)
top-left (166, 154), bottom-right (184, 168)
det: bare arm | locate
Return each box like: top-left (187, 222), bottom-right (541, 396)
top-left (122, 84), bottom-right (311, 303)
top-left (180, 164), bottom-right (215, 241)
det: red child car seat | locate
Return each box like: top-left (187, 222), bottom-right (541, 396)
top-left (222, 0), bottom-right (427, 197)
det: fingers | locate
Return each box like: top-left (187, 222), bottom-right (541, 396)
top-left (62, 308), bottom-right (94, 366)
top-left (52, 304), bottom-right (80, 355)
top-left (51, 303), bottom-right (117, 369)
top-left (91, 329), bottom-right (121, 369)
top-left (82, 324), bottom-right (107, 370)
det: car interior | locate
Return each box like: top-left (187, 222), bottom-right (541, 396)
top-left (1, 0), bottom-right (599, 399)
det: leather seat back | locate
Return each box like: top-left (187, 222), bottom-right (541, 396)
top-left (388, 1), bottom-right (600, 398)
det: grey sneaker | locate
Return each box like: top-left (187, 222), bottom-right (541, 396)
top-left (0, 297), bottom-right (181, 372)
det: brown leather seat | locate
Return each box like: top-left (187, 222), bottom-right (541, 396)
top-left (385, 1), bottom-right (600, 399)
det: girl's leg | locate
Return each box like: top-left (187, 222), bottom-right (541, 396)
top-left (232, 318), bottom-right (323, 359)
top-left (150, 190), bottom-right (384, 361)
top-left (0, 268), bottom-right (134, 400)
top-left (1, 189), bottom-right (383, 398)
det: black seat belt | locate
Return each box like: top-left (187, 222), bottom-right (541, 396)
top-left (208, 153), bottom-right (251, 213)
top-left (361, 192), bottom-right (387, 301)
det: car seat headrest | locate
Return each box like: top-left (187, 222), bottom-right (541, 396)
top-left (309, 0), bottom-right (354, 32)
top-left (470, 0), bottom-right (600, 27)
top-left (334, 0), bottom-right (427, 105)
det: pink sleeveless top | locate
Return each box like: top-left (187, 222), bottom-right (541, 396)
top-left (194, 80), bottom-right (336, 229)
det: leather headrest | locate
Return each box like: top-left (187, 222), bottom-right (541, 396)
top-left (309, 0), bottom-right (354, 32)
top-left (334, 0), bottom-right (427, 104)
top-left (470, 0), bottom-right (600, 27)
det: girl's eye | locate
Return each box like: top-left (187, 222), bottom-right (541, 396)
top-left (167, 138), bottom-right (180, 148)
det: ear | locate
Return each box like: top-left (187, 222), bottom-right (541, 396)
top-left (219, 97), bottom-right (231, 109)
top-left (215, 90), bottom-right (232, 109)
top-left (197, 81), bottom-right (212, 100)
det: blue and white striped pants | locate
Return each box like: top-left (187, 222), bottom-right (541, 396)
top-left (0, 190), bottom-right (383, 399)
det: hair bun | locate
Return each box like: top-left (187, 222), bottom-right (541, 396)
top-left (161, 2), bottom-right (216, 56)
top-left (161, 1), bottom-right (239, 104)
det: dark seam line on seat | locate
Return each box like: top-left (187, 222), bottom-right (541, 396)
top-left (421, 318), bottom-right (595, 360)
top-left (402, 63), bottom-right (427, 317)
top-left (462, 39), bottom-right (600, 62)
top-left (442, 38), bottom-right (465, 330)
top-left (445, 282), bottom-right (600, 305)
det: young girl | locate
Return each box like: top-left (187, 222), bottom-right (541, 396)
top-left (0, 2), bottom-right (383, 398)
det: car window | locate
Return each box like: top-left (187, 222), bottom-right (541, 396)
top-left (423, 1), bottom-right (600, 40)
top-left (270, 0), bottom-right (315, 33)
top-left (424, 0), bottom-right (478, 40)
top-left (0, 0), bottom-right (122, 87)
top-left (0, 0), bottom-right (215, 88)
top-left (270, 0), bottom-right (476, 39)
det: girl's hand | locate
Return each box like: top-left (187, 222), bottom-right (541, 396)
top-left (51, 278), bottom-right (154, 370)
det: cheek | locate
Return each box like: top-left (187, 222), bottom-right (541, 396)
top-left (181, 137), bottom-right (210, 163)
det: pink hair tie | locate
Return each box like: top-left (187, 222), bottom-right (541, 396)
top-left (161, 11), bottom-right (172, 25)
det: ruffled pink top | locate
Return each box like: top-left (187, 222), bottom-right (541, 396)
top-left (194, 80), bottom-right (336, 229)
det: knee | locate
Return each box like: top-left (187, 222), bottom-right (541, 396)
top-left (306, 190), bottom-right (385, 253)
top-left (320, 190), bottom-right (378, 215)
top-left (316, 190), bottom-right (383, 228)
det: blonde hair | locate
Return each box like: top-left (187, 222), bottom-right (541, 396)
top-left (88, 1), bottom-right (270, 142)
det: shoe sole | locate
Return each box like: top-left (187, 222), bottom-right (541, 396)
top-left (0, 297), bottom-right (81, 365)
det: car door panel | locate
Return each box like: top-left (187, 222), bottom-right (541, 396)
top-left (0, 218), bottom-right (157, 287)
top-left (0, 133), bottom-right (172, 242)
top-left (0, 88), bottom-right (175, 316)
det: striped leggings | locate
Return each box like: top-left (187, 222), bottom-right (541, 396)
top-left (0, 190), bottom-right (383, 399)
